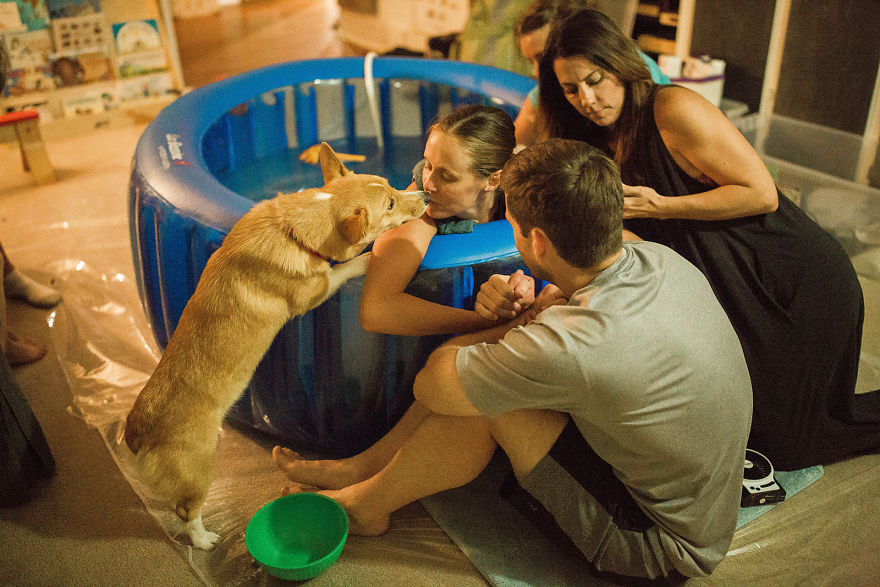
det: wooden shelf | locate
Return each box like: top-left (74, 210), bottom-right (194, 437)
top-left (37, 93), bottom-right (178, 140)
top-left (637, 34), bottom-right (676, 56)
top-left (634, 0), bottom-right (694, 58)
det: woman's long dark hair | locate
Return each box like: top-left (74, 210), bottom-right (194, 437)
top-left (538, 9), bottom-right (653, 177)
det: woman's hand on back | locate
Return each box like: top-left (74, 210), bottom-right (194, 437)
top-left (622, 183), bottom-right (669, 219)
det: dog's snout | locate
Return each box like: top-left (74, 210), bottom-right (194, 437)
top-left (419, 190), bottom-right (431, 204)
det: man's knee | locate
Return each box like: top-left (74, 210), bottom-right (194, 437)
top-left (489, 409), bottom-right (568, 479)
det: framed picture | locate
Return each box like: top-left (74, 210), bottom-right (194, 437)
top-left (51, 13), bottom-right (108, 52)
top-left (46, 0), bottom-right (100, 20)
top-left (2, 28), bottom-right (52, 68)
top-left (49, 48), bottom-right (112, 86)
top-left (3, 65), bottom-right (54, 95)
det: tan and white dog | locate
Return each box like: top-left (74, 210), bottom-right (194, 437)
top-left (124, 143), bottom-right (428, 549)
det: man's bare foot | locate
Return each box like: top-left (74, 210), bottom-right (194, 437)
top-left (281, 483), bottom-right (391, 537)
top-left (5, 331), bottom-right (46, 365)
top-left (272, 446), bottom-right (372, 490)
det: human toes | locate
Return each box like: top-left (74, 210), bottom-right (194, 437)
top-left (280, 481), bottom-right (320, 496)
top-left (6, 335), bottom-right (47, 366)
top-left (272, 446), bottom-right (302, 469)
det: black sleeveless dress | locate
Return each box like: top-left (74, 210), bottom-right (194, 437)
top-left (622, 86), bottom-right (880, 470)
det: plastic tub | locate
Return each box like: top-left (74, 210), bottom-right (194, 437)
top-left (128, 57), bottom-right (533, 455)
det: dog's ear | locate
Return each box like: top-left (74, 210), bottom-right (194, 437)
top-left (320, 142), bottom-right (351, 182)
top-left (338, 207), bottom-right (366, 245)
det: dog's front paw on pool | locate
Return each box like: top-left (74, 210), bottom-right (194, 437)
top-left (346, 252), bottom-right (372, 274)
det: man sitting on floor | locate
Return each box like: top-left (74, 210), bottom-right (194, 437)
top-left (278, 139), bottom-right (752, 580)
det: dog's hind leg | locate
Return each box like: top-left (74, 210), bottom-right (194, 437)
top-left (176, 497), bottom-right (220, 550)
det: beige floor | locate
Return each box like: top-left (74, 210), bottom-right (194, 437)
top-left (0, 125), bottom-right (202, 585)
top-left (174, 0), bottom-right (351, 88)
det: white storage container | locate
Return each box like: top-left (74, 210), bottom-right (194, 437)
top-left (660, 55), bottom-right (726, 107)
top-left (736, 113), bottom-right (865, 183)
top-left (734, 114), bottom-right (880, 258)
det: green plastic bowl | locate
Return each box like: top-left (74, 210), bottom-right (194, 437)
top-left (245, 493), bottom-right (349, 581)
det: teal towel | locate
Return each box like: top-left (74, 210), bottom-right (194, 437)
top-left (436, 217), bottom-right (475, 235)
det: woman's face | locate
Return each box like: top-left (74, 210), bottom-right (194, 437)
top-left (421, 129), bottom-right (492, 220)
top-left (518, 24), bottom-right (550, 78)
top-left (553, 55), bottom-right (626, 127)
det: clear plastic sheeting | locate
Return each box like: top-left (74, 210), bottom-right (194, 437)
top-left (49, 258), bottom-right (483, 586)
top-left (48, 249), bottom-right (880, 584)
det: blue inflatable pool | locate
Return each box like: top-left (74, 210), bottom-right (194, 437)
top-left (128, 57), bottom-right (534, 454)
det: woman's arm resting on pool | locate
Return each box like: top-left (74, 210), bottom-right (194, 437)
top-left (359, 214), bottom-right (498, 336)
top-left (623, 86), bottom-right (778, 222)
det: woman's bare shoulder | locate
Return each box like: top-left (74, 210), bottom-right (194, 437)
top-left (653, 86), bottom-right (719, 122)
top-left (373, 213), bottom-right (437, 251)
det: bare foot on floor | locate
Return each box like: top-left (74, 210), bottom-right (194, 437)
top-left (281, 483), bottom-right (391, 537)
top-left (5, 331), bottom-right (46, 365)
top-left (272, 446), bottom-right (371, 490)
top-left (4, 269), bottom-right (62, 309)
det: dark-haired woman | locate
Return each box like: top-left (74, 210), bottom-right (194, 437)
top-left (538, 8), bottom-right (880, 469)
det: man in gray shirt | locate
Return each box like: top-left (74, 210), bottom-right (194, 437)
top-left (277, 139), bottom-right (752, 581)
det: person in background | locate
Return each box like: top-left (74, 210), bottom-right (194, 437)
top-left (538, 8), bottom-right (880, 469)
top-left (0, 39), bottom-right (56, 507)
top-left (276, 139), bottom-right (752, 581)
top-left (0, 46), bottom-right (62, 366)
top-left (0, 242), bottom-right (62, 365)
top-left (513, 0), bottom-right (669, 148)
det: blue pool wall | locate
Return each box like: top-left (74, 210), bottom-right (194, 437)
top-left (129, 57), bottom-right (534, 454)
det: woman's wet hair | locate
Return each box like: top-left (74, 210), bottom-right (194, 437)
top-left (538, 8), bottom-right (653, 175)
top-left (431, 104), bottom-right (516, 178)
top-left (502, 138), bottom-right (623, 268)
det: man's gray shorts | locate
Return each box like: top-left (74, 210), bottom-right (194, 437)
top-left (500, 419), bottom-right (685, 582)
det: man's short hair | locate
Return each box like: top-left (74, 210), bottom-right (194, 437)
top-left (501, 139), bottom-right (623, 268)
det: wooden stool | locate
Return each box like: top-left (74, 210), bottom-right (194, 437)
top-left (0, 110), bottom-right (57, 185)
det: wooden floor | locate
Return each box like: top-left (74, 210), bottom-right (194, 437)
top-left (174, 0), bottom-right (355, 88)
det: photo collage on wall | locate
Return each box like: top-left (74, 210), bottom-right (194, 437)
top-left (1, 0), bottom-right (174, 118)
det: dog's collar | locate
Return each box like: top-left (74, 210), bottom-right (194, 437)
top-left (289, 231), bottom-right (329, 262)
top-left (302, 245), bottom-right (328, 261)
